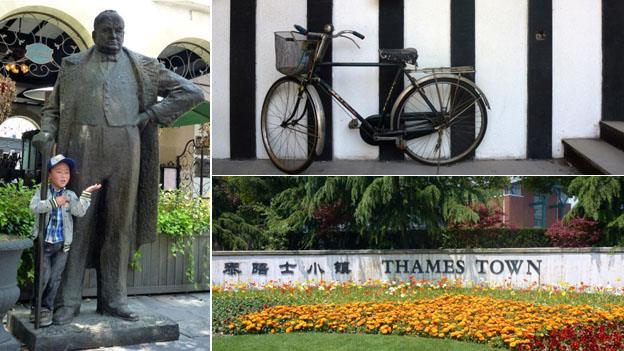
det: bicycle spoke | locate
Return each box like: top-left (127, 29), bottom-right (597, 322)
top-left (397, 77), bottom-right (486, 165)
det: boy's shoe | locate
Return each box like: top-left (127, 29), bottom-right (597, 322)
top-left (30, 307), bottom-right (53, 327)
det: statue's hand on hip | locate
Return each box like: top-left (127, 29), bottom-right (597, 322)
top-left (137, 111), bottom-right (152, 129)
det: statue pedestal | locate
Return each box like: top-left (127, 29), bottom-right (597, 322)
top-left (7, 300), bottom-right (179, 351)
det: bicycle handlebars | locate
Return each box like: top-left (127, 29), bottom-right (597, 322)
top-left (294, 24), bottom-right (365, 40)
top-left (294, 24), bottom-right (307, 35)
top-left (351, 31), bottom-right (365, 40)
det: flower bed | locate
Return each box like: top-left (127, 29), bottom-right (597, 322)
top-left (227, 295), bottom-right (624, 349)
top-left (214, 279), bottom-right (624, 349)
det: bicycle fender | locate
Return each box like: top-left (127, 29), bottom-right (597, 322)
top-left (437, 74), bottom-right (490, 109)
top-left (419, 74), bottom-right (490, 109)
top-left (306, 83), bottom-right (326, 156)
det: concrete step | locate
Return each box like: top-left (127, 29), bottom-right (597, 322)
top-left (562, 138), bottom-right (624, 174)
top-left (600, 120), bottom-right (624, 152)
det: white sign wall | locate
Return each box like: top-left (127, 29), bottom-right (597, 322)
top-left (213, 248), bottom-right (624, 290)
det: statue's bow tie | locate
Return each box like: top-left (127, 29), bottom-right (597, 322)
top-left (101, 56), bottom-right (117, 62)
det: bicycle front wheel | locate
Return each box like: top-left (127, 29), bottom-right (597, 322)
top-left (393, 77), bottom-right (487, 165)
top-left (261, 77), bottom-right (320, 174)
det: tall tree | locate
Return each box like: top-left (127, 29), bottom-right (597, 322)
top-left (265, 176), bottom-right (509, 249)
top-left (565, 177), bottom-right (624, 244)
top-left (212, 177), bottom-right (297, 250)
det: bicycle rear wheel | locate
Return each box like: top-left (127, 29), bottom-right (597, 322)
top-left (392, 77), bottom-right (487, 165)
top-left (261, 77), bottom-right (320, 174)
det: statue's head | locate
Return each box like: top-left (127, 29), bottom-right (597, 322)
top-left (92, 10), bottom-right (124, 55)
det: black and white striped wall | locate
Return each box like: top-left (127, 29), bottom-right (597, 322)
top-left (213, 0), bottom-right (622, 162)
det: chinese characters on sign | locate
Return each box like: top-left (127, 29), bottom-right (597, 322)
top-left (222, 258), bottom-right (541, 278)
top-left (223, 262), bottom-right (241, 275)
top-left (222, 260), bottom-right (354, 276)
top-left (252, 262), bottom-right (269, 275)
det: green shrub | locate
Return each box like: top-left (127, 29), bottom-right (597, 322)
top-left (0, 180), bottom-right (36, 288)
top-left (439, 228), bottom-right (549, 249)
top-left (0, 180), bottom-right (36, 238)
top-left (157, 189), bottom-right (210, 283)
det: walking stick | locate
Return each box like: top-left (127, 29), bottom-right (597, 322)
top-left (33, 139), bottom-right (51, 329)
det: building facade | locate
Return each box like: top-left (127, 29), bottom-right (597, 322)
top-left (502, 182), bottom-right (571, 228)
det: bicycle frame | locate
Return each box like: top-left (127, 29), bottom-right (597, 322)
top-left (308, 61), bottom-right (443, 136)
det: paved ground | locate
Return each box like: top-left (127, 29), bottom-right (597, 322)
top-left (213, 158), bottom-right (580, 175)
top-left (4, 292), bottom-right (210, 351)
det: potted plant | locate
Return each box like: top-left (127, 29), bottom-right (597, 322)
top-left (0, 180), bottom-right (34, 349)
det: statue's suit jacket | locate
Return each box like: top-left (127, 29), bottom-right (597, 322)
top-left (41, 46), bottom-right (205, 254)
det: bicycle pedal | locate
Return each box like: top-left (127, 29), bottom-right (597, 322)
top-left (397, 139), bottom-right (406, 150)
top-left (348, 120), bottom-right (359, 129)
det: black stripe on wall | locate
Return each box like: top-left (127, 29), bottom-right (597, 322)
top-left (308, 0), bottom-right (333, 161)
top-left (379, 0), bottom-right (405, 161)
top-left (229, 0), bottom-right (256, 159)
top-left (450, 0), bottom-right (475, 159)
top-left (603, 1), bottom-right (624, 122)
top-left (527, 0), bottom-right (553, 159)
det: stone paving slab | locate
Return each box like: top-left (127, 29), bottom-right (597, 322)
top-left (132, 295), bottom-right (209, 339)
top-left (85, 293), bottom-right (210, 351)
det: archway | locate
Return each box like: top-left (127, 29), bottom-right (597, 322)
top-left (0, 7), bottom-right (92, 106)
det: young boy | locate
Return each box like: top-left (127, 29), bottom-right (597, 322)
top-left (29, 154), bottom-right (101, 327)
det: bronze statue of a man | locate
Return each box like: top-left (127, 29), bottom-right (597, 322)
top-left (33, 10), bottom-right (204, 324)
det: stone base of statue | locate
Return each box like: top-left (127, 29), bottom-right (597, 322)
top-left (7, 299), bottom-right (179, 351)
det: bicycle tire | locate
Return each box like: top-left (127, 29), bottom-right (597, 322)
top-left (261, 76), bottom-right (320, 174)
top-left (392, 77), bottom-right (488, 165)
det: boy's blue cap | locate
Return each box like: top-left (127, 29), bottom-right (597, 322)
top-left (48, 154), bottom-right (75, 171)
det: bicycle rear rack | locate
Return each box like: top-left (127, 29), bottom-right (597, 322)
top-left (417, 66), bottom-right (475, 75)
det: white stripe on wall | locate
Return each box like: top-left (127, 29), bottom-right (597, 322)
top-left (331, 0), bottom-right (379, 160)
top-left (255, 0), bottom-right (307, 159)
top-left (475, 0), bottom-right (528, 159)
top-left (552, 0), bottom-right (601, 157)
top-left (404, 0), bottom-right (451, 69)
top-left (212, 0), bottom-right (230, 159)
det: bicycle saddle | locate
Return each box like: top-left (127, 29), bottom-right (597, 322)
top-left (379, 48), bottom-right (419, 66)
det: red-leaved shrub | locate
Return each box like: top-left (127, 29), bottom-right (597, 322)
top-left (453, 203), bottom-right (513, 229)
top-left (545, 218), bottom-right (602, 247)
top-left (524, 322), bottom-right (624, 351)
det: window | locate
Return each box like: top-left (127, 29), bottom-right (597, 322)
top-left (504, 182), bottom-right (522, 196)
top-left (530, 194), bottom-right (546, 228)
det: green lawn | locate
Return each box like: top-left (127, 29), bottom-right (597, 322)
top-left (213, 333), bottom-right (501, 351)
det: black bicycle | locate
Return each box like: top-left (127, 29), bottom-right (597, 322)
top-left (261, 24), bottom-right (490, 174)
